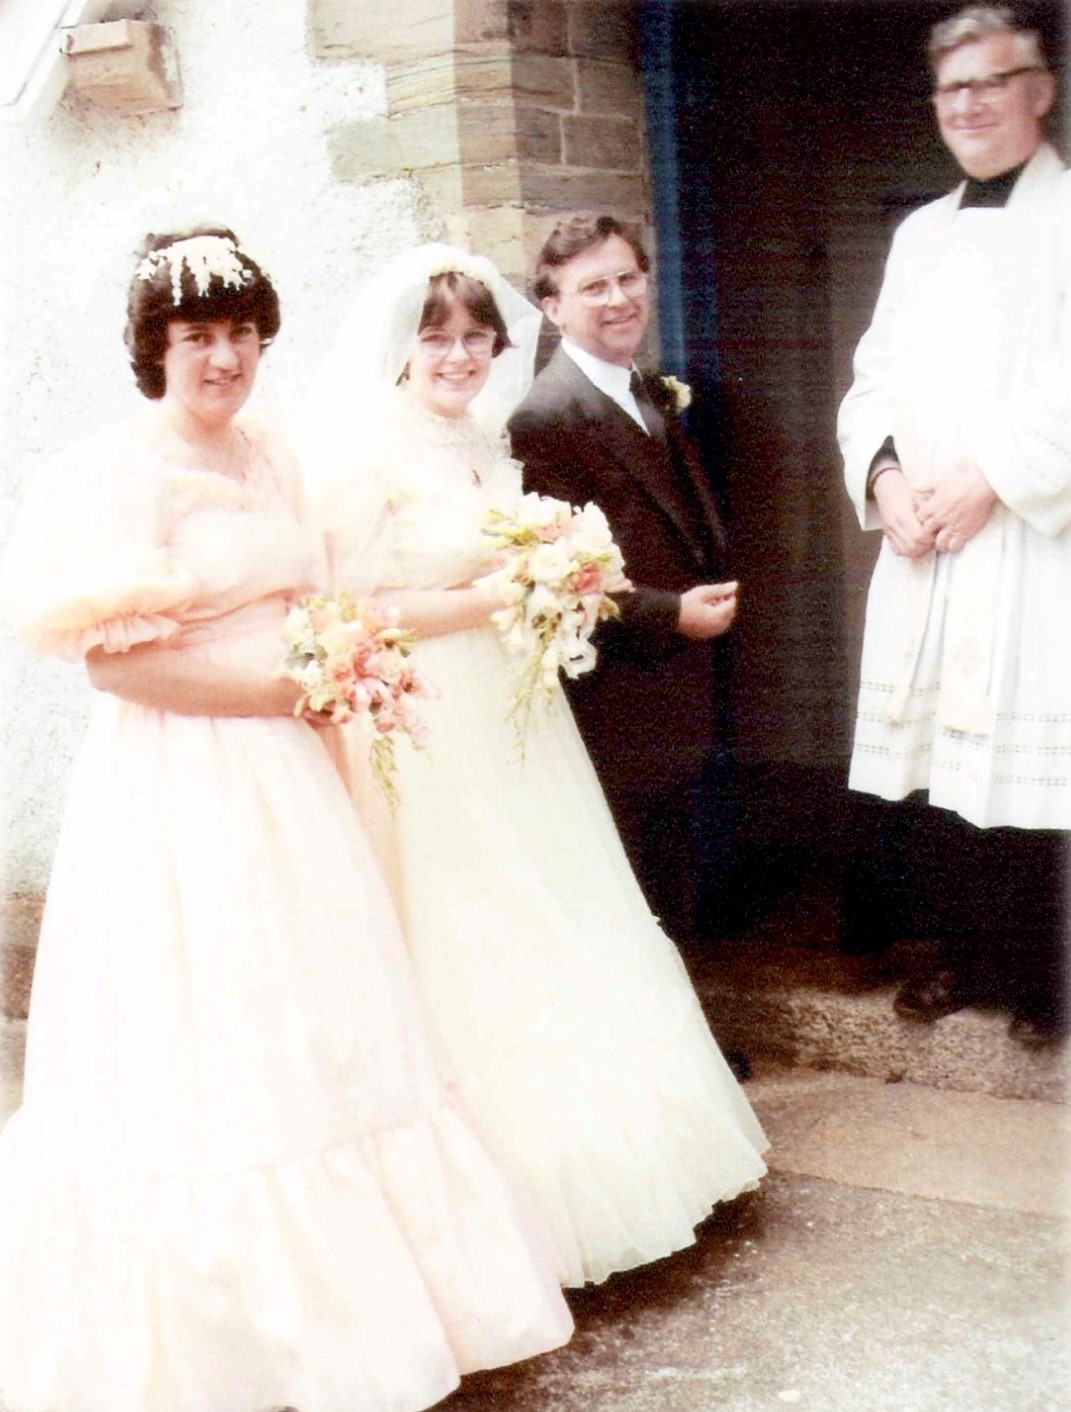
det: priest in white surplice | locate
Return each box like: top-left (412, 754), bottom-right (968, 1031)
top-left (838, 4), bottom-right (1069, 1044)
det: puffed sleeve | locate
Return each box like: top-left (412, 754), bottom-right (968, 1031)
top-left (298, 406), bottom-right (398, 598)
top-left (0, 426), bottom-right (197, 661)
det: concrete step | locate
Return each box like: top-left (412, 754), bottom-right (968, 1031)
top-left (688, 933), bottom-right (1069, 1105)
top-left (4, 891), bottom-right (1066, 1107)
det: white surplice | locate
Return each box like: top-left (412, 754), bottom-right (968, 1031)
top-left (839, 143), bottom-right (1071, 829)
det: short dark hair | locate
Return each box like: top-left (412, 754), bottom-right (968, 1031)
top-left (533, 214), bottom-right (650, 301)
top-left (419, 271), bottom-right (512, 356)
top-left (124, 225), bottom-right (281, 400)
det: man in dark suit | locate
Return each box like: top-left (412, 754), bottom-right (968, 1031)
top-left (509, 214), bottom-right (737, 945)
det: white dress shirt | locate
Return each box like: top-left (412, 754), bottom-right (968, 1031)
top-left (561, 339), bottom-right (649, 434)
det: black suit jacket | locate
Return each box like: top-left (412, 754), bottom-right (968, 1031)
top-left (509, 347), bottom-right (728, 794)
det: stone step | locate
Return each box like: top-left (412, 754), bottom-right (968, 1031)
top-left (688, 935), bottom-right (1069, 1105)
top-left (4, 893), bottom-right (1066, 1107)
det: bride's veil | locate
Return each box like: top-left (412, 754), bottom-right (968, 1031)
top-left (295, 242), bottom-right (544, 590)
top-left (299, 242), bottom-right (542, 461)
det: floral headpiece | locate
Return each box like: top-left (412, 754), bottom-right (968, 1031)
top-left (136, 234), bottom-right (253, 306)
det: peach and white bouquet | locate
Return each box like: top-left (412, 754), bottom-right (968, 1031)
top-left (477, 493), bottom-right (632, 746)
top-left (280, 592), bottom-right (435, 803)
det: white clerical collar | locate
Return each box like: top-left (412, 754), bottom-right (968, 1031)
top-left (561, 338), bottom-right (646, 431)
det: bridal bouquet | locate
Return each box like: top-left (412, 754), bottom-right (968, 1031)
top-left (280, 593), bottom-right (435, 804)
top-left (477, 493), bottom-right (632, 747)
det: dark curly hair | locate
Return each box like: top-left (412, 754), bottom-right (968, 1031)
top-left (124, 225), bottom-right (281, 399)
top-left (419, 271), bottom-right (512, 357)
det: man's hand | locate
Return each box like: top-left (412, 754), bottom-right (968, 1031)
top-left (913, 466), bottom-right (998, 553)
top-left (874, 469), bottom-right (937, 558)
top-left (678, 582), bottom-right (738, 640)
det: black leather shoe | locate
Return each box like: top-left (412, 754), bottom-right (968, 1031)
top-left (893, 969), bottom-right (970, 1021)
top-left (1008, 1012), bottom-right (1070, 1049)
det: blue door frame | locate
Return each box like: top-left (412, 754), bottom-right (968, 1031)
top-left (638, 0), bottom-right (726, 483)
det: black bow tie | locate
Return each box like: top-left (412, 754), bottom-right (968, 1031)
top-left (629, 371), bottom-right (664, 439)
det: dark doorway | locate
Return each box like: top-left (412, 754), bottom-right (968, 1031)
top-left (640, 0), bottom-right (1068, 924)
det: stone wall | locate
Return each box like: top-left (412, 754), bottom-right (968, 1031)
top-left (313, 0), bottom-right (652, 286)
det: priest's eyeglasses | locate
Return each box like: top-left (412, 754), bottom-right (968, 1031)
top-left (417, 329), bottom-right (497, 358)
top-left (568, 270), bottom-right (648, 305)
top-left (931, 65), bottom-right (1045, 105)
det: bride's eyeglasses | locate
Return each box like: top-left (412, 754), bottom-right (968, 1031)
top-left (418, 329), bottom-right (497, 358)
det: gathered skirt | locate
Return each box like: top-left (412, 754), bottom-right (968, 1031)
top-left (0, 693), bottom-right (571, 1412)
top-left (340, 624), bottom-right (769, 1288)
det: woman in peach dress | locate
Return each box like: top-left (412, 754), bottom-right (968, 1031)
top-left (0, 228), bottom-right (570, 1412)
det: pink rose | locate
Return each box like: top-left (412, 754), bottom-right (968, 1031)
top-left (574, 562), bottom-right (602, 596)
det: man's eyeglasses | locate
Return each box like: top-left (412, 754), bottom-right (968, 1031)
top-left (417, 329), bottom-right (497, 358)
top-left (931, 65), bottom-right (1045, 106)
top-left (564, 269), bottom-right (648, 306)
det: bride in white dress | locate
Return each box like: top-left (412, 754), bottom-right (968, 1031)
top-left (0, 229), bottom-right (571, 1412)
top-left (302, 244), bottom-right (768, 1289)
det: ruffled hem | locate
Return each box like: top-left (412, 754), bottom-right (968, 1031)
top-left (0, 1102), bottom-right (572, 1412)
top-left (482, 1023), bottom-right (769, 1288)
top-left (539, 1108), bottom-right (767, 1287)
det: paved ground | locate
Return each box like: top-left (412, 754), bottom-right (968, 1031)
top-left (443, 1066), bottom-right (1070, 1412)
top-left (2, 1067), bottom-right (1067, 1411)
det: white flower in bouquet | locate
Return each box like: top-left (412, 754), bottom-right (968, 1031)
top-left (279, 592), bottom-right (436, 804)
top-left (527, 537), bottom-right (574, 584)
top-left (477, 494), bottom-right (632, 750)
top-left (513, 492), bottom-right (570, 534)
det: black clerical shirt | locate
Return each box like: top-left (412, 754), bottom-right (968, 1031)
top-left (958, 159), bottom-right (1027, 209)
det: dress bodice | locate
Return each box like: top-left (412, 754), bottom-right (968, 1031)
top-left (2, 412), bottom-right (323, 660)
top-left (321, 391), bottom-right (522, 596)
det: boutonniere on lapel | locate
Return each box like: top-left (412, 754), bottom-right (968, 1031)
top-left (641, 372), bottom-right (693, 417)
top-left (660, 375), bottom-right (692, 413)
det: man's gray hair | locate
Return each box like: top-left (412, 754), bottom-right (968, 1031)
top-left (927, 5), bottom-right (1046, 70)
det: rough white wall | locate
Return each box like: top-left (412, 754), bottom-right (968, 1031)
top-left (0, 0), bottom-right (429, 891)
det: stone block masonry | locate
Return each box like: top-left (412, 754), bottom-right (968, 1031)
top-left (311, 0), bottom-right (653, 288)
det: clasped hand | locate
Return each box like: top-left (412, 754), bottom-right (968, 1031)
top-left (875, 466), bottom-right (997, 558)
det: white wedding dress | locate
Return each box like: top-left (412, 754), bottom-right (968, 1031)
top-left (317, 390), bottom-right (769, 1288)
top-left (0, 413), bottom-right (571, 1412)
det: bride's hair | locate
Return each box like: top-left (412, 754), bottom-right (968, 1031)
top-left (420, 272), bottom-right (512, 357)
top-left (124, 225), bottom-right (281, 400)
